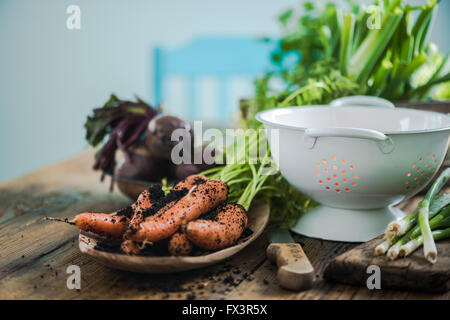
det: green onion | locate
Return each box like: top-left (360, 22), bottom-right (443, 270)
top-left (384, 193), bottom-right (450, 240)
top-left (386, 205), bottom-right (450, 260)
top-left (374, 240), bottom-right (392, 256)
top-left (418, 168), bottom-right (450, 263)
top-left (399, 227), bottom-right (450, 258)
top-left (378, 193), bottom-right (450, 256)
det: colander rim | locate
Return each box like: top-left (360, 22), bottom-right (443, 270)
top-left (255, 105), bottom-right (450, 135)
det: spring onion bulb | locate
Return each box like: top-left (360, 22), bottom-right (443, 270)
top-left (386, 233), bottom-right (415, 260)
top-left (398, 237), bottom-right (422, 258)
top-left (375, 240), bottom-right (391, 255)
top-left (387, 244), bottom-right (401, 260)
top-left (385, 212), bottom-right (417, 240)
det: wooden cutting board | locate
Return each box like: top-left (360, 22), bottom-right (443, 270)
top-left (323, 236), bottom-right (450, 292)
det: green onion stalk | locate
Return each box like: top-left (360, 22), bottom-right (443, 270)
top-left (384, 193), bottom-right (450, 240)
top-left (386, 205), bottom-right (450, 260)
top-left (418, 168), bottom-right (450, 263)
top-left (398, 227), bottom-right (450, 258)
top-left (376, 188), bottom-right (450, 256)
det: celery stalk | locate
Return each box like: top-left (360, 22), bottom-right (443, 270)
top-left (348, 7), bottom-right (403, 84)
top-left (406, 71), bottom-right (450, 101)
top-left (339, 13), bottom-right (355, 75)
top-left (382, 52), bottom-right (427, 99)
top-left (414, 54), bottom-right (449, 100)
top-left (369, 54), bottom-right (393, 95)
top-left (411, 0), bottom-right (436, 55)
top-left (352, 12), bottom-right (370, 53)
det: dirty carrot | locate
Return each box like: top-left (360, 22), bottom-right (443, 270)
top-left (129, 179), bottom-right (228, 242)
top-left (185, 203), bottom-right (247, 251)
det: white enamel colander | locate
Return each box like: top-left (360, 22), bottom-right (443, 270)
top-left (256, 96), bottom-right (450, 242)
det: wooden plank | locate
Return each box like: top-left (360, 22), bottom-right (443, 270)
top-left (0, 152), bottom-right (271, 299)
top-left (0, 226), bottom-right (269, 300)
top-left (225, 190), bottom-right (450, 300)
top-left (1, 151), bottom-right (449, 299)
top-left (0, 192), bottom-right (129, 281)
top-left (225, 235), bottom-right (449, 300)
top-left (323, 188), bottom-right (450, 293)
top-left (225, 236), bottom-right (355, 300)
top-left (323, 236), bottom-right (450, 292)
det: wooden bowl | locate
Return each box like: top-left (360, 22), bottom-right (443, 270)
top-left (113, 174), bottom-right (156, 200)
top-left (78, 202), bottom-right (270, 273)
top-left (102, 168), bottom-right (167, 200)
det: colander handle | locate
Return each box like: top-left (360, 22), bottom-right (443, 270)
top-left (304, 127), bottom-right (395, 154)
top-left (330, 96), bottom-right (395, 109)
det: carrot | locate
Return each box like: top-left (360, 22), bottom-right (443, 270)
top-left (168, 231), bottom-right (193, 256)
top-left (178, 174), bottom-right (208, 187)
top-left (131, 184), bottom-right (165, 212)
top-left (121, 174), bottom-right (209, 255)
top-left (72, 213), bottom-right (130, 239)
top-left (120, 239), bottom-right (142, 255)
top-left (185, 203), bottom-right (247, 250)
top-left (131, 174), bottom-right (207, 218)
top-left (129, 179), bottom-right (228, 242)
top-left (128, 185), bottom-right (165, 231)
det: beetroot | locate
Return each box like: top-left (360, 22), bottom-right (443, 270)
top-left (145, 115), bottom-right (194, 160)
top-left (170, 163), bottom-right (202, 181)
top-left (115, 147), bottom-right (169, 182)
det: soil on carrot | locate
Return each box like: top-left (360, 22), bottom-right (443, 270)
top-left (141, 187), bottom-right (188, 219)
top-left (201, 202), bottom-right (246, 222)
top-left (116, 205), bottom-right (134, 218)
top-left (192, 176), bottom-right (207, 185)
top-left (147, 184), bottom-right (165, 201)
top-left (93, 227), bottom-right (254, 256)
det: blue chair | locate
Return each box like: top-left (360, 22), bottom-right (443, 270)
top-left (153, 37), bottom-right (275, 123)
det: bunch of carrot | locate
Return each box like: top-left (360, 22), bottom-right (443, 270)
top-left (47, 175), bottom-right (248, 256)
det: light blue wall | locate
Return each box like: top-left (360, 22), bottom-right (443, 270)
top-left (0, 0), bottom-right (448, 182)
top-left (0, 0), bottom-right (297, 182)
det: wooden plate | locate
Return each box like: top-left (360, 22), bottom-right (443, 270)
top-left (78, 202), bottom-right (270, 273)
top-left (101, 168), bottom-right (160, 200)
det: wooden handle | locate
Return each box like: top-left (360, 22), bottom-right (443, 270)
top-left (266, 243), bottom-right (314, 291)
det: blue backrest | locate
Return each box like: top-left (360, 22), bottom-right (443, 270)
top-left (153, 36), bottom-right (274, 123)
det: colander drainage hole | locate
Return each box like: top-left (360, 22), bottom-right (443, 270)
top-left (316, 157), bottom-right (358, 192)
top-left (405, 154), bottom-right (437, 190)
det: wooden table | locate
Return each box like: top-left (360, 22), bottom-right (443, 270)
top-left (0, 152), bottom-right (448, 300)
